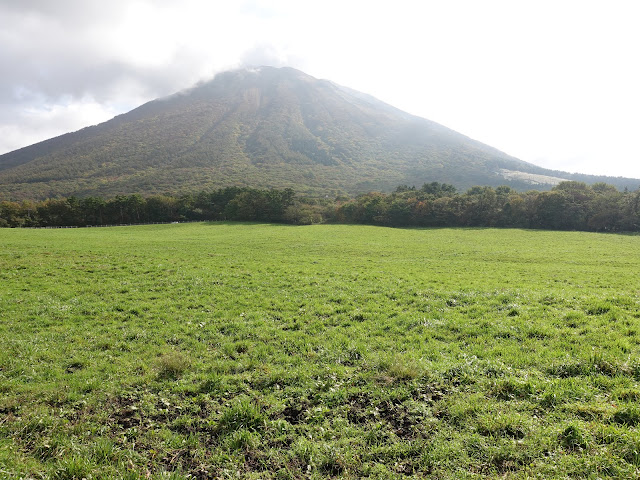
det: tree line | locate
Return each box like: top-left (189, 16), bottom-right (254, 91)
top-left (0, 187), bottom-right (309, 228)
top-left (333, 181), bottom-right (640, 232)
top-left (1, 181), bottom-right (639, 232)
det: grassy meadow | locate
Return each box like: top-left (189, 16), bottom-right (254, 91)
top-left (1, 223), bottom-right (640, 479)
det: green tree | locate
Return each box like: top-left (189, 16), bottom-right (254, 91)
top-left (420, 182), bottom-right (457, 197)
top-left (587, 185), bottom-right (623, 231)
top-left (462, 186), bottom-right (498, 226)
top-left (81, 197), bottom-right (107, 225)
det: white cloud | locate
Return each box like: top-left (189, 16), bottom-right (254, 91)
top-left (0, 98), bottom-right (118, 154)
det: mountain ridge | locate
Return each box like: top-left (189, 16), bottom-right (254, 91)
top-left (1, 66), bottom-right (638, 200)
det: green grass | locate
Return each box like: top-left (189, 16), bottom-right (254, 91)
top-left (1, 223), bottom-right (640, 478)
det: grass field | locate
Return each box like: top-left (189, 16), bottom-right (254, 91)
top-left (1, 223), bottom-right (640, 479)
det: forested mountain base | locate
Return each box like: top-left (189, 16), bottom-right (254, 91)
top-left (1, 181), bottom-right (639, 232)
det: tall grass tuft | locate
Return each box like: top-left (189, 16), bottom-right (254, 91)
top-left (156, 351), bottom-right (190, 379)
top-left (217, 398), bottom-right (266, 434)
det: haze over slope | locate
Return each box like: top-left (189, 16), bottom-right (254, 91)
top-left (0, 66), bottom-right (637, 200)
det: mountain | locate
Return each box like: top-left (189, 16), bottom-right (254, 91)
top-left (0, 66), bottom-right (638, 200)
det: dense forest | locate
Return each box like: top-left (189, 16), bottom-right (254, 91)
top-left (335, 181), bottom-right (640, 232)
top-left (1, 181), bottom-right (639, 232)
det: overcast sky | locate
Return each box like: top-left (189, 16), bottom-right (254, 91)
top-left (2, 0), bottom-right (639, 179)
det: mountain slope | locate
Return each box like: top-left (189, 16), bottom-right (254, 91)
top-left (0, 66), bottom-right (637, 200)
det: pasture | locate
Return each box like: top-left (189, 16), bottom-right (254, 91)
top-left (1, 223), bottom-right (640, 478)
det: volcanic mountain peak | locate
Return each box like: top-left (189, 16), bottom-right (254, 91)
top-left (1, 66), bottom-right (638, 200)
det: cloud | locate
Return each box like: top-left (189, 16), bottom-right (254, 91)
top-left (0, 0), bottom-right (325, 154)
top-left (240, 43), bottom-right (310, 71)
top-left (0, 98), bottom-right (119, 154)
top-left (0, 1), bottom-right (248, 153)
